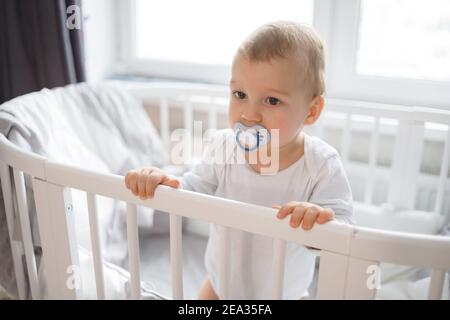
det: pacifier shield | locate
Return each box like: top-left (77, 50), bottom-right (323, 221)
top-left (233, 122), bottom-right (271, 151)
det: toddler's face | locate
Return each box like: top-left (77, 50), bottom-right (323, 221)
top-left (228, 54), bottom-right (313, 148)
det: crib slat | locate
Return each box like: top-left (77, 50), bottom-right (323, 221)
top-left (317, 251), bottom-right (378, 300)
top-left (86, 193), bottom-right (105, 299)
top-left (126, 203), bottom-right (141, 300)
top-left (340, 114), bottom-right (352, 165)
top-left (208, 97), bottom-right (217, 130)
top-left (427, 268), bottom-right (445, 300)
top-left (365, 117), bottom-right (380, 204)
top-left (170, 213), bottom-right (184, 299)
top-left (12, 169), bottom-right (40, 299)
top-left (344, 257), bottom-right (378, 299)
top-left (159, 97), bottom-right (170, 150)
top-left (388, 119), bottom-right (425, 209)
top-left (184, 98), bottom-right (193, 163)
top-left (0, 162), bottom-right (27, 299)
top-left (11, 242), bottom-right (27, 299)
top-left (271, 239), bottom-right (286, 299)
top-left (434, 127), bottom-right (450, 214)
top-left (218, 225), bottom-right (230, 300)
top-left (316, 251), bottom-right (348, 299)
top-left (32, 180), bottom-right (79, 299)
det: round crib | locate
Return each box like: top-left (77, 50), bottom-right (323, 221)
top-left (0, 81), bottom-right (449, 300)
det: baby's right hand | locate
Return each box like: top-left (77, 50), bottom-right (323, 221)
top-left (125, 166), bottom-right (180, 200)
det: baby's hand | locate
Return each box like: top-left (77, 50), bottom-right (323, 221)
top-left (272, 202), bottom-right (335, 230)
top-left (125, 166), bottom-right (180, 200)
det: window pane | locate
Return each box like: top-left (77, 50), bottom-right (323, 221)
top-left (357, 0), bottom-right (450, 81)
top-left (135, 0), bottom-right (314, 65)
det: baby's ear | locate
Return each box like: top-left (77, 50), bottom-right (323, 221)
top-left (304, 96), bottom-right (324, 125)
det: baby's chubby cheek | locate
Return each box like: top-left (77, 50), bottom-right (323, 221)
top-left (267, 124), bottom-right (301, 147)
top-left (265, 110), bottom-right (306, 146)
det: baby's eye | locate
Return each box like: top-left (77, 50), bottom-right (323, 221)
top-left (265, 96), bottom-right (281, 106)
top-left (233, 91), bottom-right (247, 100)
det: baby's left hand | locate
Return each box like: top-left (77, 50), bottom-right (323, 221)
top-left (273, 202), bottom-right (335, 230)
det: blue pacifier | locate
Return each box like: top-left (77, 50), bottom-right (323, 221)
top-left (233, 122), bottom-right (271, 152)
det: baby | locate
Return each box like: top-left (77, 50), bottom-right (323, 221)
top-left (125, 21), bottom-right (354, 299)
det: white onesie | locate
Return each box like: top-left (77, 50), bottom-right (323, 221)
top-left (179, 129), bottom-right (354, 299)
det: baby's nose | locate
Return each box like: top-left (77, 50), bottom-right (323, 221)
top-left (241, 105), bottom-right (262, 123)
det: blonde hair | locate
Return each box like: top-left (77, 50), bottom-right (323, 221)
top-left (237, 21), bottom-right (325, 99)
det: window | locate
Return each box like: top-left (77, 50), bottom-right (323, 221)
top-left (135, 0), bottom-right (314, 65)
top-left (326, 0), bottom-right (450, 109)
top-left (357, 0), bottom-right (450, 81)
top-left (119, 0), bottom-right (314, 82)
top-left (117, 0), bottom-right (450, 109)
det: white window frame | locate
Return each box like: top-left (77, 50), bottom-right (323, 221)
top-left (325, 0), bottom-right (450, 109)
top-left (115, 0), bottom-right (450, 109)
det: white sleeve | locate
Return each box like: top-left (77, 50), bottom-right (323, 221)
top-left (178, 160), bottom-right (218, 195)
top-left (308, 155), bottom-right (355, 225)
top-left (177, 131), bottom-right (226, 195)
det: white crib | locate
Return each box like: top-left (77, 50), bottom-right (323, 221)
top-left (1, 82), bottom-right (450, 300)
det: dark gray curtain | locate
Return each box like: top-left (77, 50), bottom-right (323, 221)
top-left (0, 0), bottom-right (86, 104)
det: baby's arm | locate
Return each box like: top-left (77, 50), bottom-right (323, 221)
top-left (307, 154), bottom-right (354, 225)
top-left (275, 154), bottom-right (354, 229)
